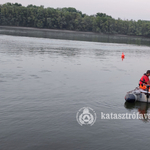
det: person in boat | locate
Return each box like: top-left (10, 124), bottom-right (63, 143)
top-left (139, 70), bottom-right (150, 90)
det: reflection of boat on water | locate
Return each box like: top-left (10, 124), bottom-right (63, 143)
top-left (124, 101), bottom-right (150, 122)
top-left (124, 101), bottom-right (150, 111)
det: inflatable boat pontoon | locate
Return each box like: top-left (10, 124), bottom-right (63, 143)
top-left (125, 86), bottom-right (150, 103)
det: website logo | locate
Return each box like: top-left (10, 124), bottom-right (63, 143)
top-left (76, 107), bottom-right (96, 126)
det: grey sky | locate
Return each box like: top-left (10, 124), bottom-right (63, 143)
top-left (1, 0), bottom-right (150, 21)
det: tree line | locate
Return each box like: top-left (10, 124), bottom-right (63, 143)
top-left (0, 3), bottom-right (150, 37)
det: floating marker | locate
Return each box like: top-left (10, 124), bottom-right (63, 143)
top-left (121, 53), bottom-right (125, 61)
top-left (121, 52), bottom-right (125, 58)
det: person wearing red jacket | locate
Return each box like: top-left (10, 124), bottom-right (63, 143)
top-left (139, 70), bottom-right (150, 90)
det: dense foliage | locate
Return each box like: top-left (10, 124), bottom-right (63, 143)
top-left (0, 3), bottom-right (150, 37)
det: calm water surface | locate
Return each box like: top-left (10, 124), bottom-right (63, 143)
top-left (1, 35), bottom-right (150, 150)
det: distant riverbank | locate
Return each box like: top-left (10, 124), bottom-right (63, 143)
top-left (0, 26), bottom-right (150, 46)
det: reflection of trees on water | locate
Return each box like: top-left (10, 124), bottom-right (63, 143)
top-left (1, 27), bottom-right (150, 46)
top-left (93, 49), bottom-right (107, 60)
top-left (124, 102), bottom-right (150, 122)
top-left (1, 39), bottom-right (81, 57)
top-left (50, 47), bottom-right (81, 57)
top-left (26, 47), bottom-right (81, 57)
top-left (27, 47), bottom-right (80, 56)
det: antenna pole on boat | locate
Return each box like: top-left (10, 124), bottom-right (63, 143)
top-left (146, 85), bottom-right (150, 103)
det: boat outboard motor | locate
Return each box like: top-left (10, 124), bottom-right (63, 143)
top-left (125, 93), bottom-right (137, 102)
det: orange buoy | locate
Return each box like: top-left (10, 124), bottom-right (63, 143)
top-left (121, 53), bottom-right (125, 61)
top-left (121, 53), bottom-right (125, 58)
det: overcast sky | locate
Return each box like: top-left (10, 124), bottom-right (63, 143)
top-left (1, 0), bottom-right (150, 21)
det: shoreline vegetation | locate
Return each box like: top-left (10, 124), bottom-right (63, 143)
top-left (0, 3), bottom-right (150, 38)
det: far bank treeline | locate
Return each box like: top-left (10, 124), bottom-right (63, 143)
top-left (0, 3), bottom-right (150, 37)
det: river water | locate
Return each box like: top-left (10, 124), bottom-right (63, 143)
top-left (1, 34), bottom-right (150, 150)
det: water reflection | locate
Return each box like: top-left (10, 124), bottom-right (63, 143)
top-left (124, 102), bottom-right (150, 122)
top-left (0, 26), bottom-right (150, 46)
top-left (121, 57), bottom-right (125, 61)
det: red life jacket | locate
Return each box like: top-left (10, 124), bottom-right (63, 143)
top-left (139, 74), bottom-right (149, 85)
